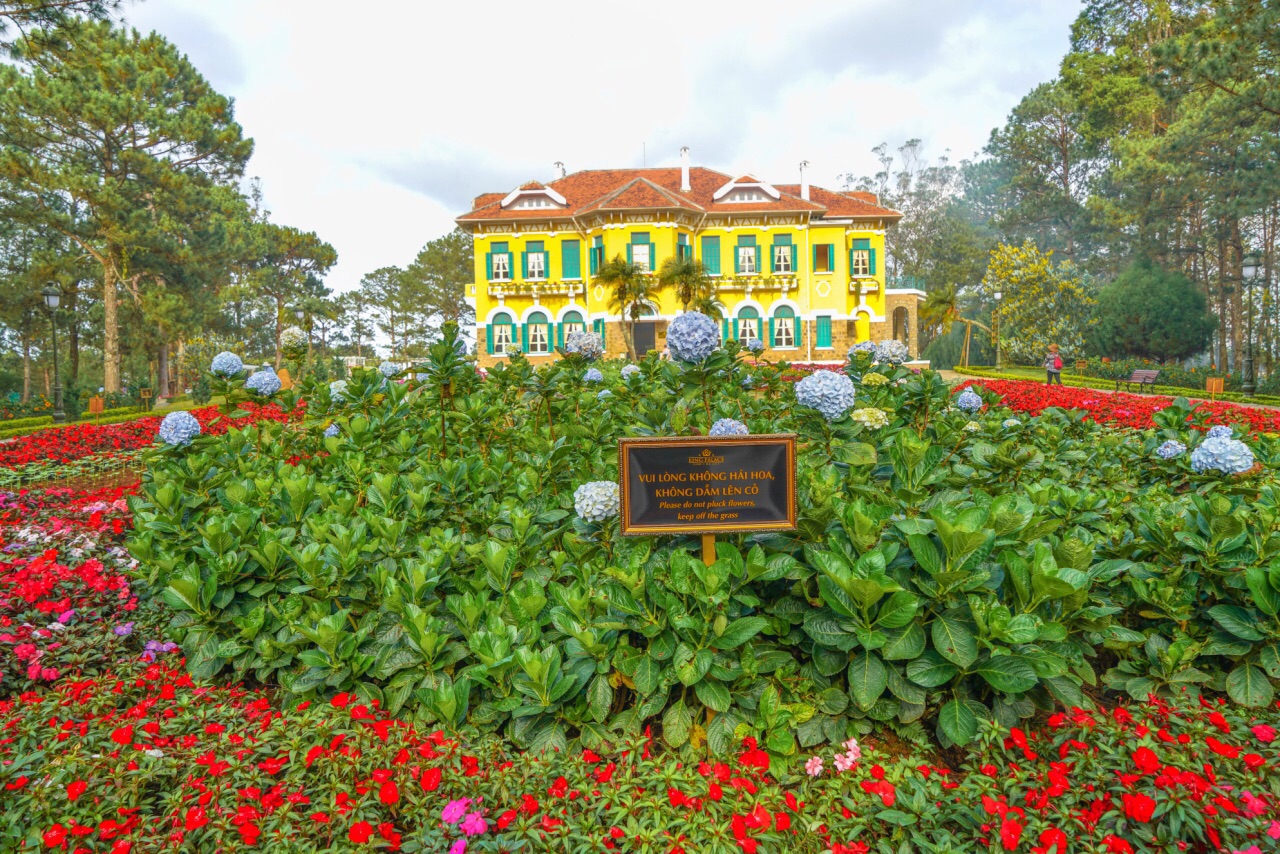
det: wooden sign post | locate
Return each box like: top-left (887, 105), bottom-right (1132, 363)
top-left (138, 388), bottom-right (152, 412)
top-left (1207, 377), bottom-right (1225, 401)
top-left (618, 434), bottom-right (797, 561)
top-left (88, 395), bottom-right (104, 424)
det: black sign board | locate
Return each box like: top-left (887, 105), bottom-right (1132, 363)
top-left (618, 434), bottom-right (797, 536)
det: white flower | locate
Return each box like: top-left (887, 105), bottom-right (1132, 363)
top-left (963, 421), bottom-right (982, 433)
top-left (329, 380), bottom-right (348, 398)
top-left (574, 481), bottom-right (620, 523)
top-left (280, 326), bottom-right (307, 348)
top-left (145, 749), bottom-right (165, 759)
top-left (1002, 418), bottom-right (1020, 428)
top-left (849, 408), bottom-right (890, 430)
top-left (564, 330), bottom-right (605, 360)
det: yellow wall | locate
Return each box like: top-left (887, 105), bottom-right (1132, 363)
top-left (468, 218), bottom-right (892, 360)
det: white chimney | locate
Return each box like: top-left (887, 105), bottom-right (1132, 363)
top-left (680, 146), bottom-right (691, 192)
top-left (800, 160), bottom-right (810, 200)
top-left (553, 161), bottom-right (566, 179)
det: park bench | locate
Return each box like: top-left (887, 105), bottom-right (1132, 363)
top-left (1117, 369), bottom-right (1160, 392)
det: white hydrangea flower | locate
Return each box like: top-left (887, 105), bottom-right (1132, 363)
top-left (849, 408), bottom-right (891, 430)
top-left (574, 481), bottom-right (620, 522)
top-left (280, 326), bottom-right (307, 349)
top-left (861, 373), bottom-right (889, 387)
top-left (564, 330), bottom-right (605, 361)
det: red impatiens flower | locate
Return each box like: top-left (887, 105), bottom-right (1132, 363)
top-left (1101, 835), bottom-right (1134, 853)
top-left (348, 821), bottom-right (373, 843)
top-left (379, 781), bottom-right (399, 806)
top-left (183, 808), bottom-right (209, 831)
top-left (66, 780), bottom-right (87, 802)
top-left (496, 810), bottom-right (518, 830)
top-left (1000, 815), bottom-right (1024, 850)
top-left (110, 725), bottom-right (134, 746)
top-left (420, 767), bottom-right (442, 792)
top-left (1131, 746), bottom-right (1159, 775)
top-left (1122, 792), bottom-right (1156, 823)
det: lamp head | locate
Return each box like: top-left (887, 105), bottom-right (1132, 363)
top-left (1243, 254), bottom-right (1260, 281)
top-left (41, 283), bottom-right (61, 309)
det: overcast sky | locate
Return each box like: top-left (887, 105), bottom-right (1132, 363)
top-left (124, 0), bottom-right (1081, 295)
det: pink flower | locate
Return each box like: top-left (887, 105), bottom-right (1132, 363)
top-left (1267, 821), bottom-right (1280, 840)
top-left (40, 667), bottom-right (58, 681)
top-left (1252, 724), bottom-right (1276, 743)
top-left (56, 609), bottom-right (75, 623)
top-left (13, 643), bottom-right (37, 662)
top-left (843, 738), bottom-right (863, 762)
top-left (834, 751), bottom-right (858, 772)
top-left (449, 841), bottom-right (467, 854)
top-left (1231, 847), bottom-right (1261, 854)
top-left (460, 812), bottom-right (487, 836)
top-left (1241, 791), bottom-right (1269, 816)
top-left (441, 798), bottom-right (471, 825)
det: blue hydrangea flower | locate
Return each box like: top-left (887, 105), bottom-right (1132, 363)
top-left (378, 362), bottom-right (399, 378)
top-left (245, 367), bottom-right (281, 396)
top-left (955, 389), bottom-right (983, 412)
top-left (1206, 425), bottom-right (1234, 440)
top-left (210, 352), bottom-right (243, 377)
top-left (795, 370), bottom-right (856, 421)
top-left (324, 423), bottom-right (340, 438)
top-left (564, 330), bottom-right (605, 361)
top-left (745, 338), bottom-right (765, 354)
top-left (621, 364), bottom-right (641, 379)
top-left (847, 341), bottom-right (876, 360)
top-left (709, 418), bottom-right (749, 436)
top-left (157, 411), bottom-right (201, 446)
top-left (597, 389), bottom-right (612, 399)
top-left (874, 340), bottom-right (910, 365)
top-left (742, 375), bottom-right (755, 389)
top-left (584, 368), bottom-right (604, 383)
top-left (1191, 436), bottom-right (1255, 475)
top-left (1156, 440), bottom-right (1186, 460)
top-left (666, 311), bottom-right (720, 363)
top-left (574, 481), bottom-right (620, 522)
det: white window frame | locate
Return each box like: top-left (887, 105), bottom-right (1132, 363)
top-left (851, 249), bottom-right (870, 276)
top-left (774, 245), bottom-right (792, 273)
top-left (492, 321), bottom-right (514, 355)
top-left (738, 316), bottom-right (760, 342)
top-left (563, 319), bottom-right (585, 337)
top-left (491, 252), bottom-right (510, 282)
top-left (774, 314), bottom-right (796, 348)
top-left (632, 243), bottom-right (651, 273)
top-left (528, 251), bottom-right (546, 281)
top-left (528, 320), bottom-right (550, 354)
top-left (738, 246), bottom-right (757, 275)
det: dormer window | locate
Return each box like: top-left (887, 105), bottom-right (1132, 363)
top-left (724, 189), bottom-right (769, 203)
top-left (500, 182), bottom-right (568, 211)
top-left (712, 174), bottom-right (782, 205)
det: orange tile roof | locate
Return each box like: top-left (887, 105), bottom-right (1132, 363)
top-left (457, 167), bottom-right (901, 222)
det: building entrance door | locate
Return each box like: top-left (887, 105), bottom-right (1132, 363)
top-left (633, 322), bottom-right (656, 356)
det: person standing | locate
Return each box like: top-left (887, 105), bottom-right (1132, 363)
top-left (1044, 344), bottom-right (1064, 385)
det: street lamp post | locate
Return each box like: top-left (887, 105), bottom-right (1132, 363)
top-left (291, 305), bottom-right (309, 382)
top-left (993, 291), bottom-right (1003, 369)
top-left (40, 284), bottom-right (65, 423)
top-left (1243, 254), bottom-right (1260, 397)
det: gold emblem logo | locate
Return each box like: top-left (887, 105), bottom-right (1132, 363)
top-left (689, 448), bottom-right (725, 465)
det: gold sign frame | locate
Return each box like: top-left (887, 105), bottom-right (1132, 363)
top-left (617, 433), bottom-right (798, 536)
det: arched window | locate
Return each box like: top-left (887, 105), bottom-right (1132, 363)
top-left (525, 311), bottom-right (551, 355)
top-left (770, 305), bottom-right (796, 348)
top-left (562, 310), bottom-right (586, 339)
top-left (735, 306), bottom-right (760, 342)
top-left (489, 311), bottom-right (516, 356)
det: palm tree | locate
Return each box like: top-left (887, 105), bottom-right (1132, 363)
top-left (921, 285), bottom-right (990, 367)
top-left (597, 255), bottom-right (652, 360)
top-left (658, 256), bottom-right (721, 319)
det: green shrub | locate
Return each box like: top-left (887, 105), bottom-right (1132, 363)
top-left (127, 324), bottom-right (1280, 759)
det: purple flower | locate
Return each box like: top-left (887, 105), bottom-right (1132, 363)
top-left (441, 798), bottom-right (471, 825)
top-left (56, 609), bottom-right (75, 624)
top-left (460, 812), bottom-right (488, 836)
top-left (141, 640), bottom-right (178, 662)
top-left (113, 622), bottom-right (135, 637)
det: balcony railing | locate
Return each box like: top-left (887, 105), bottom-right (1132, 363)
top-left (486, 279), bottom-right (587, 299)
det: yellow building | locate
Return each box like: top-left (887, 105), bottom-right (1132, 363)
top-left (456, 150), bottom-right (921, 367)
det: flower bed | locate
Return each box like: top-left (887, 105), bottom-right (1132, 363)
top-left (958, 378), bottom-right (1280, 433)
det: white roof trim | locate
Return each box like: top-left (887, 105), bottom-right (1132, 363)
top-left (712, 174), bottom-right (781, 201)
top-left (501, 184), bottom-right (568, 208)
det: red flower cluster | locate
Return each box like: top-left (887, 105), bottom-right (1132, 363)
top-left (957, 379), bottom-right (1280, 433)
top-left (0, 403), bottom-right (292, 470)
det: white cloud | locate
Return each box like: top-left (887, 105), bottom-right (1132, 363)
top-left (124, 0), bottom-right (1079, 294)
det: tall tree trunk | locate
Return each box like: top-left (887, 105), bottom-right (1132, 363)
top-left (66, 284), bottom-right (80, 383)
top-left (21, 337), bottom-right (31, 403)
top-left (274, 298), bottom-right (284, 370)
top-left (42, 365), bottom-right (50, 397)
top-left (1231, 222), bottom-right (1243, 373)
top-left (103, 257), bottom-right (121, 393)
top-left (157, 343), bottom-right (170, 398)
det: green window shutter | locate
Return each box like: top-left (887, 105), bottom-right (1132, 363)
top-left (812, 245), bottom-right (817, 272)
top-left (543, 252), bottom-right (550, 278)
top-left (849, 247), bottom-right (855, 273)
top-left (701, 236), bottom-right (720, 275)
top-left (827, 245), bottom-right (835, 272)
top-left (768, 242), bottom-right (775, 274)
top-left (563, 240), bottom-right (581, 279)
top-left (721, 318), bottom-right (729, 340)
top-left (768, 317), bottom-right (775, 347)
top-left (485, 324), bottom-right (494, 355)
top-left (485, 252), bottom-right (493, 280)
top-left (817, 316), bottom-right (832, 348)
top-left (521, 252), bottom-right (528, 279)
top-left (626, 244), bottom-right (632, 265)
top-left (521, 323), bottom-right (529, 352)
top-left (869, 248), bottom-right (878, 275)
